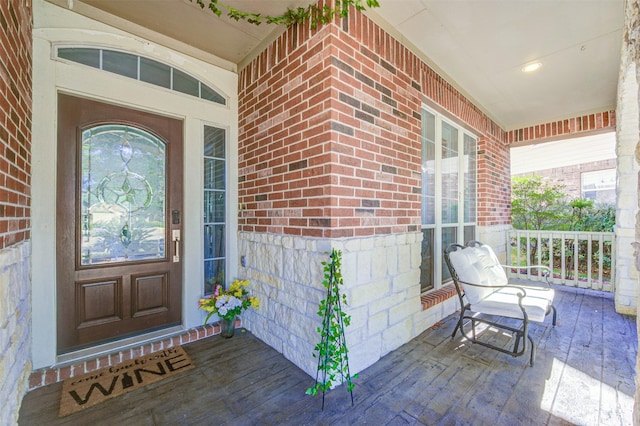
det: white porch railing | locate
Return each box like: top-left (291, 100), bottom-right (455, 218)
top-left (506, 230), bottom-right (615, 292)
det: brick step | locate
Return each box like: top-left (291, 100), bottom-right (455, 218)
top-left (28, 320), bottom-right (237, 390)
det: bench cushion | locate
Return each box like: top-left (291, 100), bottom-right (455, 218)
top-left (448, 245), bottom-right (508, 304)
top-left (473, 284), bottom-right (555, 323)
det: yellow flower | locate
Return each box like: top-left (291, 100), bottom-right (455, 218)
top-left (250, 297), bottom-right (260, 309)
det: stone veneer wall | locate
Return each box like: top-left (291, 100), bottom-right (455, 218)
top-left (0, 0), bottom-right (33, 423)
top-left (239, 231), bottom-right (459, 376)
top-left (0, 242), bottom-right (31, 424)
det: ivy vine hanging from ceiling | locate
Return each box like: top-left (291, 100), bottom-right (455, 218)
top-left (192, 0), bottom-right (380, 28)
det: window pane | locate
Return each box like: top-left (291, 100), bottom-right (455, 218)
top-left (103, 50), bottom-right (138, 79)
top-left (420, 228), bottom-right (435, 292)
top-left (201, 84), bottom-right (226, 105)
top-left (204, 224), bottom-right (225, 259)
top-left (441, 122), bottom-right (458, 224)
top-left (421, 111), bottom-right (436, 225)
top-left (464, 134), bottom-right (477, 222)
top-left (204, 126), bottom-right (225, 158)
top-left (58, 48), bottom-right (100, 68)
top-left (204, 191), bottom-right (225, 223)
top-left (140, 57), bottom-right (171, 88)
top-left (464, 225), bottom-right (476, 244)
top-left (442, 226), bottom-right (457, 282)
top-left (204, 259), bottom-right (225, 295)
top-left (173, 69), bottom-right (199, 96)
top-left (204, 158), bottom-right (225, 190)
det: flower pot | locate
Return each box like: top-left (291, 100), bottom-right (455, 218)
top-left (219, 317), bottom-right (236, 338)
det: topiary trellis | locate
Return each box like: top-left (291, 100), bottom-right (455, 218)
top-left (306, 248), bottom-right (357, 410)
top-left (192, 0), bottom-right (380, 29)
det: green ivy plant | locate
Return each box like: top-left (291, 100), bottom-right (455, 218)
top-left (306, 249), bottom-right (357, 409)
top-left (192, 0), bottom-right (380, 28)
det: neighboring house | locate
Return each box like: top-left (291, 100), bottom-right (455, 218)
top-left (511, 132), bottom-right (617, 204)
top-left (1, 0), bottom-right (639, 423)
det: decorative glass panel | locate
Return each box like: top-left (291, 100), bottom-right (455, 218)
top-left (203, 125), bottom-right (226, 295)
top-left (81, 125), bottom-right (166, 265)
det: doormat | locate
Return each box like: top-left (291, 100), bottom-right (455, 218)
top-left (59, 346), bottom-right (194, 417)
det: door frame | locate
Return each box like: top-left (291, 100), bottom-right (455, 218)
top-left (56, 93), bottom-right (184, 354)
top-left (31, 7), bottom-right (239, 369)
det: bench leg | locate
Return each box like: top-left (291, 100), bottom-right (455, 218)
top-left (451, 309), bottom-right (465, 340)
top-left (528, 334), bottom-right (536, 366)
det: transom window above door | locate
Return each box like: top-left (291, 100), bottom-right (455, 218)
top-left (56, 47), bottom-right (226, 106)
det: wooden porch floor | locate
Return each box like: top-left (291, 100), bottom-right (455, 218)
top-left (19, 286), bottom-right (636, 425)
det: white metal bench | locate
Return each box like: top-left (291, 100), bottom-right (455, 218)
top-left (444, 241), bottom-right (557, 366)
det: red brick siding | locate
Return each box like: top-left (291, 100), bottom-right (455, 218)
top-left (238, 2), bottom-right (510, 236)
top-left (514, 158), bottom-right (617, 202)
top-left (0, 0), bottom-right (31, 249)
top-left (477, 135), bottom-right (512, 226)
top-left (507, 111), bottom-right (615, 144)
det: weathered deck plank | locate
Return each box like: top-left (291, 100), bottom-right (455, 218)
top-left (18, 287), bottom-right (636, 426)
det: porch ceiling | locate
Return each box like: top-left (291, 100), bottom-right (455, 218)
top-left (48, 0), bottom-right (624, 131)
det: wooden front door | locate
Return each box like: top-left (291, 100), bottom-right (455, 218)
top-left (57, 93), bottom-right (183, 354)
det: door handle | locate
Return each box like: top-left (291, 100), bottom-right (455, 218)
top-left (172, 230), bottom-right (181, 262)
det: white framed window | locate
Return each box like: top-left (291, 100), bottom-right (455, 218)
top-left (581, 169), bottom-right (616, 204)
top-left (420, 107), bottom-right (477, 292)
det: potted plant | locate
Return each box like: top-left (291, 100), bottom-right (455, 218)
top-left (198, 279), bottom-right (259, 337)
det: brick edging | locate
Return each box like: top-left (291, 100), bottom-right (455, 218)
top-left (27, 321), bottom-right (234, 391)
top-left (420, 284), bottom-right (457, 310)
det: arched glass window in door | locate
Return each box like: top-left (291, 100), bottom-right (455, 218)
top-left (81, 125), bottom-right (166, 265)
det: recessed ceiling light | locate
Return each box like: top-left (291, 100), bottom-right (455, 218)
top-left (522, 62), bottom-right (542, 73)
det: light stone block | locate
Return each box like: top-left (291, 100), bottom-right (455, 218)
top-left (0, 242), bottom-right (31, 426)
top-left (398, 244), bottom-right (411, 273)
top-left (392, 270), bottom-right (420, 292)
top-left (389, 299), bottom-right (421, 325)
top-left (381, 318), bottom-right (413, 355)
top-left (348, 334), bottom-right (382, 374)
top-left (368, 310), bottom-right (388, 335)
top-left (357, 250), bottom-right (373, 284)
top-left (372, 247), bottom-right (388, 279)
top-left (350, 279), bottom-right (391, 307)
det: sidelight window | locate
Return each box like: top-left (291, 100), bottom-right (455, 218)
top-left (203, 125), bottom-right (227, 295)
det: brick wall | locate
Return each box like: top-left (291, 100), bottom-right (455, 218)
top-left (0, 0), bottom-right (32, 249)
top-left (514, 159), bottom-right (617, 203)
top-left (238, 2), bottom-right (510, 236)
top-left (506, 110), bottom-right (615, 144)
top-left (0, 0), bottom-right (33, 424)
